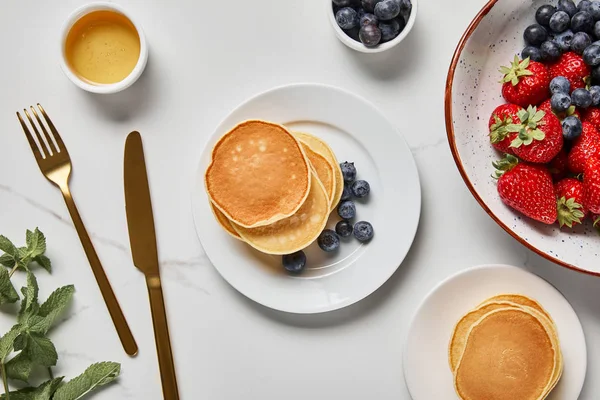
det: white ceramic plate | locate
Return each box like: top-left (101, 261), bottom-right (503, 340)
top-left (404, 264), bottom-right (587, 400)
top-left (191, 83), bottom-right (421, 314)
top-left (446, 0), bottom-right (600, 276)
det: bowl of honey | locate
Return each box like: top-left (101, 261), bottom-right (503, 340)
top-left (60, 2), bottom-right (148, 94)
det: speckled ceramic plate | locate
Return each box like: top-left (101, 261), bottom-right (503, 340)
top-left (446, 0), bottom-right (600, 276)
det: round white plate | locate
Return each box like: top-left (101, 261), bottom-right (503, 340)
top-left (404, 264), bottom-right (587, 400)
top-left (191, 83), bottom-right (421, 314)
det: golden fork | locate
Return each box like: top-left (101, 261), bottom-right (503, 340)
top-left (16, 104), bottom-right (138, 356)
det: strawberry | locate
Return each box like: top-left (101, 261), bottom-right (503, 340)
top-left (500, 56), bottom-right (550, 107)
top-left (555, 178), bottom-right (586, 227)
top-left (509, 105), bottom-right (563, 163)
top-left (567, 122), bottom-right (600, 173)
top-left (493, 154), bottom-right (557, 224)
top-left (539, 98), bottom-right (580, 121)
top-left (488, 104), bottom-right (522, 153)
top-left (548, 148), bottom-right (569, 181)
top-left (582, 107), bottom-right (600, 130)
top-left (549, 52), bottom-right (590, 91)
top-left (583, 157), bottom-right (600, 214)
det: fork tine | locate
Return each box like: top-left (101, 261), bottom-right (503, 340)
top-left (30, 106), bottom-right (58, 155)
top-left (24, 109), bottom-right (50, 159)
top-left (37, 104), bottom-right (65, 152)
top-left (16, 111), bottom-right (44, 160)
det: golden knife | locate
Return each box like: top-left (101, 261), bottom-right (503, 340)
top-left (124, 131), bottom-right (180, 400)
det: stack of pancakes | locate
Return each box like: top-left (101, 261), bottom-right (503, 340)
top-left (449, 294), bottom-right (563, 400)
top-left (205, 120), bottom-right (343, 254)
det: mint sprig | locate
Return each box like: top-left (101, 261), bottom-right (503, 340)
top-left (0, 229), bottom-right (120, 400)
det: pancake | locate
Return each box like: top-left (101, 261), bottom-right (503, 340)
top-left (299, 141), bottom-right (335, 209)
top-left (293, 132), bottom-right (343, 211)
top-left (210, 202), bottom-right (242, 240)
top-left (483, 294), bottom-right (551, 320)
top-left (454, 308), bottom-right (557, 400)
top-left (231, 171), bottom-right (329, 255)
top-left (206, 120), bottom-right (311, 228)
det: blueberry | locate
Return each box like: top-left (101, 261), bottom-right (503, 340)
top-left (571, 32), bottom-right (591, 54)
top-left (579, 0), bottom-right (593, 12)
top-left (336, 7), bottom-right (359, 30)
top-left (379, 19), bottom-right (400, 42)
top-left (562, 116), bottom-right (583, 140)
top-left (359, 24), bottom-right (382, 46)
top-left (550, 76), bottom-right (571, 94)
top-left (571, 88), bottom-right (593, 107)
top-left (341, 184), bottom-right (352, 201)
top-left (282, 251), bottom-right (307, 274)
top-left (353, 221), bottom-right (374, 242)
top-left (351, 180), bottom-right (371, 198)
top-left (337, 200), bottom-right (356, 219)
top-left (589, 1), bottom-right (600, 20)
top-left (536, 4), bottom-right (556, 26)
top-left (590, 85), bottom-right (600, 105)
top-left (583, 44), bottom-right (600, 65)
top-left (521, 46), bottom-right (543, 61)
top-left (558, 0), bottom-right (577, 17)
top-left (540, 40), bottom-right (562, 61)
top-left (592, 65), bottom-right (600, 83)
top-left (398, 0), bottom-right (412, 23)
top-left (594, 20), bottom-right (600, 38)
top-left (549, 11), bottom-right (571, 32)
top-left (524, 24), bottom-right (548, 46)
top-left (333, 0), bottom-right (354, 6)
top-left (317, 229), bottom-right (340, 252)
top-left (340, 162), bottom-right (357, 182)
top-left (335, 220), bottom-right (354, 238)
top-left (374, 0), bottom-right (400, 20)
top-left (571, 11), bottom-right (594, 33)
top-left (551, 92), bottom-right (572, 113)
top-left (362, 0), bottom-right (383, 12)
top-left (360, 12), bottom-right (378, 26)
top-left (553, 29), bottom-right (574, 51)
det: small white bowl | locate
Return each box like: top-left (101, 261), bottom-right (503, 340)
top-left (59, 2), bottom-right (149, 94)
top-left (328, 0), bottom-right (417, 53)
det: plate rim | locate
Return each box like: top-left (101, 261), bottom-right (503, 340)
top-left (444, 0), bottom-right (600, 277)
top-left (190, 82), bottom-right (422, 314)
top-left (402, 263), bottom-right (588, 400)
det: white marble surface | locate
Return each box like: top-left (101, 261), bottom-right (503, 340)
top-left (0, 0), bottom-right (598, 399)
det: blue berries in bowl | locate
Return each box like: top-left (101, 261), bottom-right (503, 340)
top-left (331, 0), bottom-right (416, 52)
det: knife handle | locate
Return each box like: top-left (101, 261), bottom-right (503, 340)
top-left (60, 185), bottom-right (139, 357)
top-left (146, 276), bottom-right (180, 400)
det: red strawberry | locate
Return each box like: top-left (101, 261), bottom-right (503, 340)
top-left (493, 154), bottom-right (557, 224)
top-left (500, 56), bottom-right (550, 107)
top-left (582, 107), bottom-right (600, 130)
top-left (548, 148), bottom-right (569, 181)
top-left (509, 105), bottom-right (563, 163)
top-left (568, 122), bottom-right (600, 173)
top-left (555, 178), bottom-right (587, 227)
top-left (583, 157), bottom-right (600, 214)
top-left (549, 52), bottom-right (590, 91)
top-left (539, 98), bottom-right (580, 121)
top-left (488, 104), bottom-right (522, 153)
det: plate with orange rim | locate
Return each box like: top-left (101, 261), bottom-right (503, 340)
top-left (191, 83), bottom-right (421, 314)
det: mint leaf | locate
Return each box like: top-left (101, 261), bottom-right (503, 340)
top-left (0, 235), bottom-right (19, 258)
top-left (35, 285), bottom-right (74, 334)
top-left (33, 255), bottom-right (51, 273)
top-left (0, 377), bottom-right (63, 400)
top-left (0, 252), bottom-right (16, 268)
top-left (0, 324), bottom-right (22, 361)
top-left (0, 267), bottom-right (19, 304)
top-left (22, 333), bottom-right (58, 367)
top-left (52, 362), bottom-right (120, 400)
top-left (26, 228), bottom-right (46, 258)
top-left (18, 272), bottom-right (39, 324)
top-left (5, 352), bottom-right (35, 382)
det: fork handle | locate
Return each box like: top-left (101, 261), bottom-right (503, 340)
top-left (146, 276), bottom-right (179, 400)
top-left (60, 185), bottom-right (138, 356)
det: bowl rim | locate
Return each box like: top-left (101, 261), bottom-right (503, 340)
top-left (444, 0), bottom-right (600, 277)
top-left (327, 0), bottom-right (418, 54)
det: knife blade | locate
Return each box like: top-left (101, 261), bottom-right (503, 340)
top-left (124, 131), bottom-right (159, 276)
top-left (124, 131), bottom-right (180, 400)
